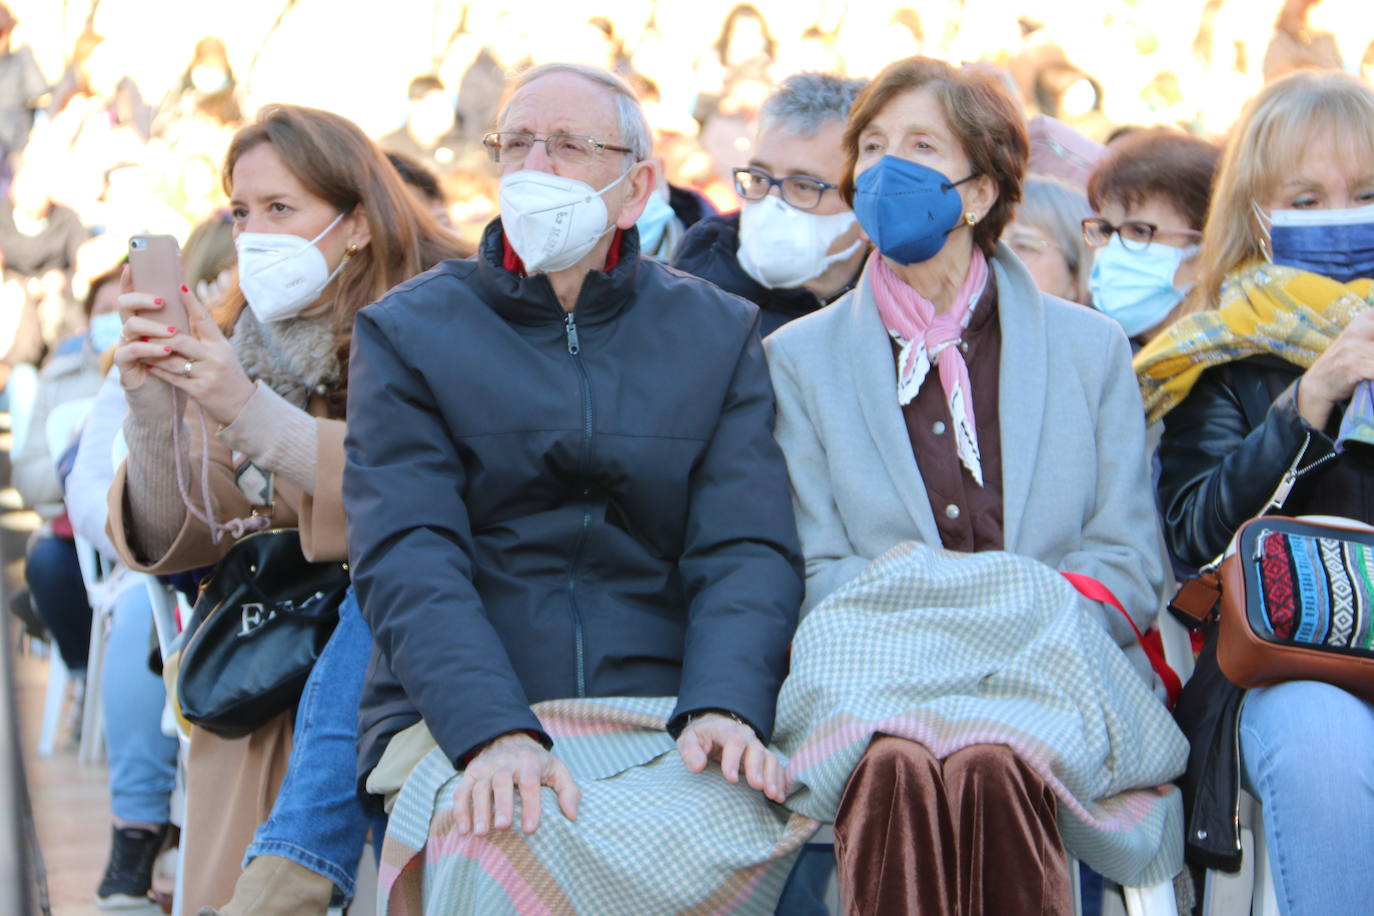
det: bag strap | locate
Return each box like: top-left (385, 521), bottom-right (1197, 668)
top-left (1063, 571), bottom-right (1182, 709)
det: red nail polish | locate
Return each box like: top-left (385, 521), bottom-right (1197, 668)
top-left (167, 326), bottom-right (177, 334)
top-left (153, 297), bottom-right (164, 306)
top-left (180, 284), bottom-right (189, 293)
top-left (139, 337), bottom-right (149, 343)
top-left (164, 346), bottom-right (173, 353)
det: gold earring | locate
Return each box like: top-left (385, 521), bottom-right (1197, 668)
top-left (965, 211), bottom-right (979, 226)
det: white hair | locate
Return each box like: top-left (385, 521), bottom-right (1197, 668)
top-left (759, 72), bottom-right (867, 138)
top-left (500, 62), bottom-right (652, 162)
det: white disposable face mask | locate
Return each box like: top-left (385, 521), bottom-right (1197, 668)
top-left (499, 167), bottom-right (631, 274)
top-left (236, 211), bottom-right (348, 323)
top-left (736, 194), bottom-right (861, 289)
top-left (88, 312), bottom-right (123, 352)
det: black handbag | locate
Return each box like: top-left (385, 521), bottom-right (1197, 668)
top-left (176, 528), bottom-right (350, 738)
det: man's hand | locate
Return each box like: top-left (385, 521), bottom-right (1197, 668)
top-left (677, 712), bottom-right (786, 803)
top-left (453, 731), bottom-right (580, 836)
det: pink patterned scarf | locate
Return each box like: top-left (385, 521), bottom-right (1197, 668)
top-left (870, 250), bottom-right (989, 486)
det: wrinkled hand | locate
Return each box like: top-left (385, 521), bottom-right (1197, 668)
top-left (677, 712), bottom-right (786, 803)
top-left (453, 731), bottom-right (580, 836)
top-left (1299, 309), bottom-right (1374, 429)
top-left (113, 266), bottom-right (256, 426)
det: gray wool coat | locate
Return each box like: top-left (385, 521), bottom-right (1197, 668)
top-left (764, 243), bottom-right (1170, 675)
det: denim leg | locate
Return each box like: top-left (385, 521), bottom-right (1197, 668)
top-left (26, 534), bottom-right (92, 671)
top-left (1240, 680), bottom-right (1374, 916)
top-left (244, 588), bottom-right (374, 900)
top-left (103, 584), bottom-right (179, 823)
top-left (774, 843), bottom-right (834, 915)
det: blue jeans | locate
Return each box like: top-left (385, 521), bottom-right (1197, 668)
top-left (103, 583), bottom-right (179, 823)
top-left (1240, 680), bottom-right (1374, 916)
top-left (27, 534), bottom-right (92, 671)
top-left (244, 588), bottom-right (380, 901)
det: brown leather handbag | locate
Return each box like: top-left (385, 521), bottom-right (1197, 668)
top-left (1170, 515), bottom-right (1374, 700)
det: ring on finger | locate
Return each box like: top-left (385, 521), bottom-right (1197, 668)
top-left (182, 359), bottom-right (195, 379)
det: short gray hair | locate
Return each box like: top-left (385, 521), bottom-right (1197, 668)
top-left (759, 72), bottom-right (867, 138)
top-left (1016, 174), bottom-right (1095, 296)
top-left (500, 62), bottom-right (652, 163)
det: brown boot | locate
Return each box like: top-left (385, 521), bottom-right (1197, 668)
top-left (196, 854), bottom-right (334, 916)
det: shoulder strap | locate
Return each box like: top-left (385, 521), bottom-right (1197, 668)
top-left (1062, 571), bottom-right (1182, 709)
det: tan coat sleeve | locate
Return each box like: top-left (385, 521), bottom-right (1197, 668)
top-left (295, 415), bottom-right (348, 563)
top-left (106, 411), bottom-right (300, 575)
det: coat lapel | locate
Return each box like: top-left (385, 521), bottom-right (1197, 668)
top-left (992, 243), bottom-right (1049, 551)
top-left (846, 262), bottom-right (943, 546)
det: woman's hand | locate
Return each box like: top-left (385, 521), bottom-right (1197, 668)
top-left (1299, 309), bottom-right (1374, 429)
top-left (678, 712), bottom-right (786, 803)
top-left (114, 270), bottom-right (257, 427)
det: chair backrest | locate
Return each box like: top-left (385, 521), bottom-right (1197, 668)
top-left (43, 396), bottom-right (95, 468)
top-left (6, 362), bottom-right (40, 458)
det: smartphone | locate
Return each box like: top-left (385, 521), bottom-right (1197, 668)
top-left (128, 235), bottom-right (190, 335)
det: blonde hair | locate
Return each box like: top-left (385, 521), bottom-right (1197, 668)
top-left (1191, 69), bottom-right (1374, 312)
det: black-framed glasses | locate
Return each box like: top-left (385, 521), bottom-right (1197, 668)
top-left (1082, 216), bottom-right (1201, 251)
top-left (482, 131), bottom-right (635, 166)
top-left (732, 167), bottom-right (838, 211)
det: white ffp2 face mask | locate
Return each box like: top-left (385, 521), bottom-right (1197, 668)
top-left (499, 168), bottom-right (631, 274)
top-left (736, 194), bottom-right (861, 290)
top-left (236, 210), bottom-right (349, 323)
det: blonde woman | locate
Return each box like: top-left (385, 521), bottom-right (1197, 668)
top-left (1137, 70), bottom-right (1374, 912)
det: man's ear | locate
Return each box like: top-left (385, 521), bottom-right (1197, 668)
top-left (614, 159), bottom-right (662, 230)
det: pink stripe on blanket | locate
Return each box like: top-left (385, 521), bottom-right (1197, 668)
top-left (424, 828), bottom-right (557, 916)
top-left (786, 714), bottom-right (1168, 832)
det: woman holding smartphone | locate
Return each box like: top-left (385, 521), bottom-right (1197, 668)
top-left (109, 104), bottom-right (464, 914)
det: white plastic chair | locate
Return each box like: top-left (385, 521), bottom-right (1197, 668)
top-left (1156, 612), bottom-right (1279, 916)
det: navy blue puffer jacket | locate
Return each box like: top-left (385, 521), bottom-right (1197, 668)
top-left (345, 222), bottom-right (804, 791)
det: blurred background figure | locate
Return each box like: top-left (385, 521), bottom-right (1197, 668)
top-left (1002, 175), bottom-right (1095, 304)
top-left (0, 3), bottom-right (46, 171)
top-left (378, 74), bottom-right (466, 175)
top-left (1263, 0), bottom-right (1343, 81)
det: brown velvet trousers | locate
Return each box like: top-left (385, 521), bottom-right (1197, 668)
top-left (833, 736), bottom-right (1072, 916)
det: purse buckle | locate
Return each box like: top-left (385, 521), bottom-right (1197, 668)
top-left (1168, 571), bottom-right (1222, 630)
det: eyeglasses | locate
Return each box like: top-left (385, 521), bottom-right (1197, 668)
top-left (1006, 231), bottom-right (1061, 257)
top-left (482, 131), bottom-right (634, 166)
top-left (1081, 217), bottom-right (1201, 251)
top-left (732, 167), bottom-right (837, 211)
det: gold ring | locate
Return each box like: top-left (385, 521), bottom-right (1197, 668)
top-left (182, 360), bottom-right (194, 379)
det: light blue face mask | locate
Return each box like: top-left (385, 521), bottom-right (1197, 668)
top-left (634, 188), bottom-right (677, 257)
top-left (89, 312), bottom-right (123, 353)
top-left (1089, 235), bottom-right (1198, 338)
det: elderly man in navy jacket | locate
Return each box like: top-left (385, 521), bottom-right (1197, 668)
top-left (344, 60), bottom-right (803, 858)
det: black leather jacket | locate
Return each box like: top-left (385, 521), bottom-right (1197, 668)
top-left (1157, 354), bottom-right (1374, 869)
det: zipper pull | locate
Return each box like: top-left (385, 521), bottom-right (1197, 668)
top-left (564, 312), bottom-right (580, 355)
top-left (1263, 431), bottom-right (1309, 513)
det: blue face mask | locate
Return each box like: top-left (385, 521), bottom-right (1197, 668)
top-left (1089, 235), bottom-right (1197, 338)
top-left (635, 188), bottom-right (677, 257)
top-left (1265, 203), bottom-right (1374, 284)
top-left (89, 312), bottom-right (123, 353)
top-left (852, 156), bottom-right (976, 265)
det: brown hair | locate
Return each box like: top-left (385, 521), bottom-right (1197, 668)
top-left (840, 56), bottom-right (1028, 256)
top-left (220, 104), bottom-right (469, 416)
top-left (1086, 127), bottom-right (1219, 231)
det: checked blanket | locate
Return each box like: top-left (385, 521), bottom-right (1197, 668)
top-left (378, 697), bottom-right (817, 915)
top-left (774, 542), bottom-right (1190, 887)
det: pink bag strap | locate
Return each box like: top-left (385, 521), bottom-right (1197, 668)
top-left (1063, 572), bottom-right (1182, 709)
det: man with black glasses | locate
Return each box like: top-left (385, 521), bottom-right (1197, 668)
top-left (674, 72), bottom-right (870, 336)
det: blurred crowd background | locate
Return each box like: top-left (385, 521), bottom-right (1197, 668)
top-left (0, 0), bottom-right (1371, 371)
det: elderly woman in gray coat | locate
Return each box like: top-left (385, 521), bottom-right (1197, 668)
top-left (764, 57), bottom-right (1172, 915)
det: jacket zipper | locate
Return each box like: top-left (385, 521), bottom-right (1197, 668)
top-left (1264, 430), bottom-right (1337, 513)
top-left (565, 311), bottom-right (591, 697)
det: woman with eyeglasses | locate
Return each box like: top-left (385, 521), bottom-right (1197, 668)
top-left (1001, 174), bottom-right (1095, 304)
top-left (1137, 69), bottom-right (1374, 913)
top-left (1082, 127), bottom-right (1220, 345)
